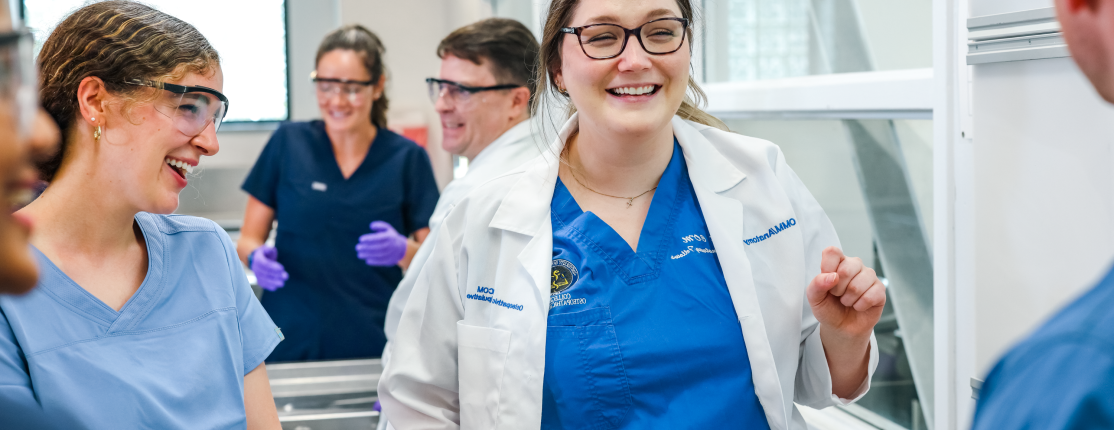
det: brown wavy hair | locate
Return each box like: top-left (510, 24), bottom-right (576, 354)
top-left (37, 0), bottom-right (220, 181)
top-left (531, 0), bottom-right (728, 131)
top-left (316, 25), bottom-right (390, 129)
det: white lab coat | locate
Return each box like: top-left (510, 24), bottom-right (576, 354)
top-left (379, 114), bottom-right (879, 430)
top-left (384, 119), bottom-right (543, 342)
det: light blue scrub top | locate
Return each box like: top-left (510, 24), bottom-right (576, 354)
top-left (0, 213), bottom-right (283, 428)
top-left (542, 141), bottom-right (771, 429)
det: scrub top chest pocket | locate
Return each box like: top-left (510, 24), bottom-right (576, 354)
top-left (543, 307), bottom-right (633, 430)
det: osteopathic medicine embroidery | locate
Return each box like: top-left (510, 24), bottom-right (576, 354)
top-left (672, 233), bottom-right (716, 259)
top-left (743, 218), bottom-right (797, 245)
top-left (466, 286), bottom-right (523, 311)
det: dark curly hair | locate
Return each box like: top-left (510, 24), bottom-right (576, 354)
top-left (37, 0), bottom-right (220, 181)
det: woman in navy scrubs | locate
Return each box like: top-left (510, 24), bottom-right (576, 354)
top-left (238, 25), bottom-right (439, 362)
top-left (381, 0), bottom-right (886, 428)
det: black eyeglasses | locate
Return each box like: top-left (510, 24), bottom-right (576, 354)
top-left (125, 78), bottom-right (229, 136)
top-left (425, 78), bottom-right (522, 105)
top-left (560, 17), bottom-right (689, 60)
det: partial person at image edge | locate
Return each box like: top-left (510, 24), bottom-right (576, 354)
top-left (972, 0), bottom-right (1114, 428)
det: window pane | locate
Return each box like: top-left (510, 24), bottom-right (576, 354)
top-left (25, 0), bottom-right (289, 123)
top-left (702, 0), bottom-right (932, 82)
top-left (725, 119), bottom-right (933, 429)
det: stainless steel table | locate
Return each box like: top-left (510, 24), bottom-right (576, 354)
top-left (267, 359), bottom-right (382, 430)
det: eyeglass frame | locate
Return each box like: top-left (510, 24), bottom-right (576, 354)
top-left (425, 78), bottom-right (522, 105)
top-left (311, 71), bottom-right (377, 101)
top-left (559, 17), bottom-right (690, 60)
top-left (124, 78), bottom-right (230, 132)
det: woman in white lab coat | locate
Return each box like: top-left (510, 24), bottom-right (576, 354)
top-left (379, 0), bottom-right (885, 428)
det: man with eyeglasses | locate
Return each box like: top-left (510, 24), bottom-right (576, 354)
top-left (379, 16), bottom-right (542, 384)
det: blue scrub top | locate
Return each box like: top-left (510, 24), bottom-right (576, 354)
top-left (542, 141), bottom-right (771, 429)
top-left (0, 213), bottom-right (282, 428)
top-left (972, 264), bottom-right (1114, 429)
top-left (242, 121), bottom-right (439, 361)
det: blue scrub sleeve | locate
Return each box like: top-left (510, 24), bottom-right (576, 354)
top-left (241, 126), bottom-right (287, 209)
top-left (973, 339), bottom-right (1114, 429)
top-left (402, 147), bottom-right (440, 236)
top-left (0, 306), bottom-right (33, 402)
top-left (216, 226), bottom-right (282, 374)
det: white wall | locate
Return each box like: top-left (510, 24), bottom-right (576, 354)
top-left (971, 56), bottom-right (1114, 374)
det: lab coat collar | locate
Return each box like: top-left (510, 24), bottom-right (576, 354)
top-left (670, 116), bottom-right (747, 193)
top-left (489, 113), bottom-right (748, 236)
top-left (468, 119), bottom-right (536, 171)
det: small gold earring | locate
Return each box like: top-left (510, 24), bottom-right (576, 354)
top-left (93, 125), bottom-right (101, 141)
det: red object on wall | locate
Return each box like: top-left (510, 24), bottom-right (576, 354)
top-left (399, 126), bottom-right (428, 148)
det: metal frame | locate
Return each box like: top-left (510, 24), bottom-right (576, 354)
top-left (966, 7), bottom-right (1066, 65)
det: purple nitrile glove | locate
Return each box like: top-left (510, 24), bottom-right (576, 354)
top-left (373, 400), bottom-right (382, 412)
top-left (356, 221), bottom-right (408, 266)
top-left (250, 245), bottom-right (289, 291)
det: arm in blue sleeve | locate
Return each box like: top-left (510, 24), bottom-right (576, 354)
top-left (973, 339), bottom-right (1114, 430)
top-left (215, 223), bottom-right (282, 374)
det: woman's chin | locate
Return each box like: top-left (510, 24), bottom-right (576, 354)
top-left (145, 195), bottom-right (181, 215)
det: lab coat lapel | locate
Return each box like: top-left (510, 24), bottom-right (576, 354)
top-left (489, 116), bottom-right (573, 307)
top-left (674, 118), bottom-right (790, 430)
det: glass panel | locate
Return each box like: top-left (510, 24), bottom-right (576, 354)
top-left (702, 0), bottom-right (932, 82)
top-left (724, 119), bottom-right (933, 429)
top-left (24, 0), bottom-right (289, 123)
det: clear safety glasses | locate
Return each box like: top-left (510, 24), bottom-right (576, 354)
top-left (312, 71), bottom-right (375, 104)
top-left (125, 78), bottom-right (229, 136)
top-left (425, 78), bottom-right (521, 105)
top-left (560, 17), bottom-right (689, 60)
top-left (0, 30), bottom-right (39, 138)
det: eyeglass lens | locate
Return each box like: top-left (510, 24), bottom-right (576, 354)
top-left (316, 81), bottom-right (370, 103)
top-left (578, 19), bottom-right (686, 59)
top-left (152, 90), bottom-right (227, 136)
top-left (427, 81), bottom-right (470, 104)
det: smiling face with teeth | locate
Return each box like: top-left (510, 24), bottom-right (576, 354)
top-left (66, 67), bottom-right (223, 215)
top-left (315, 49), bottom-right (383, 134)
top-left (556, 0), bottom-right (690, 139)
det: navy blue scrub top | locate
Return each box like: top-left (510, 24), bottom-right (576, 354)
top-left (542, 141), bottom-right (771, 429)
top-left (242, 121), bottom-right (439, 361)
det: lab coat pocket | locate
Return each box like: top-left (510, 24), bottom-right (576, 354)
top-left (543, 307), bottom-right (632, 430)
top-left (457, 322), bottom-right (511, 430)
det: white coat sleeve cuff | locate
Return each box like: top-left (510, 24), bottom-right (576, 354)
top-left (830, 332), bottom-right (879, 405)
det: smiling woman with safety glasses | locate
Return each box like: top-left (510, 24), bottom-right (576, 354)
top-left (2, 2), bottom-right (284, 428)
top-left (237, 24), bottom-right (439, 363)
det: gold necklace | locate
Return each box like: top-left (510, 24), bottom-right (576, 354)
top-left (568, 167), bottom-right (657, 208)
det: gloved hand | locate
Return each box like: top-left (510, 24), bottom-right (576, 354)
top-left (250, 245), bottom-right (289, 291)
top-left (356, 221), bottom-right (408, 266)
